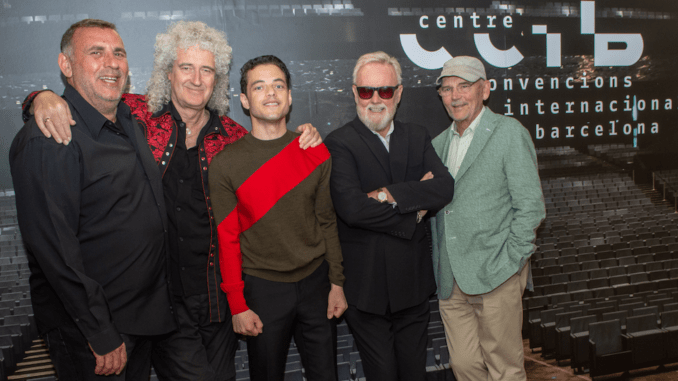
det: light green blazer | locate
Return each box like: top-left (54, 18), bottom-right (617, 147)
top-left (430, 108), bottom-right (545, 298)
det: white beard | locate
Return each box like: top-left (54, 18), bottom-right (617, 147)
top-left (357, 103), bottom-right (395, 132)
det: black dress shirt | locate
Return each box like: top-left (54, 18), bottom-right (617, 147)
top-left (164, 103), bottom-right (213, 296)
top-left (9, 85), bottom-right (176, 355)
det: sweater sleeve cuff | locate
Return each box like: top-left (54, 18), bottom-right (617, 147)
top-left (22, 90), bottom-right (48, 123)
top-left (221, 281), bottom-right (248, 315)
top-left (328, 264), bottom-right (345, 287)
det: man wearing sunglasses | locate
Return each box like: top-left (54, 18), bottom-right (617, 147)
top-left (324, 51), bottom-right (454, 381)
top-left (430, 56), bottom-right (545, 381)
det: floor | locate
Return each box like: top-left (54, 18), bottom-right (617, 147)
top-left (523, 339), bottom-right (678, 380)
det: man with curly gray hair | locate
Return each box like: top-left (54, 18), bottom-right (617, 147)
top-left (145, 21), bottom-right (233, 117)
top-left (25, 20), bottom-right (321, 381)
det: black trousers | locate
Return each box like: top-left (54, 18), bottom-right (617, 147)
top-left (151, 293), bottom-right (238, 381)
top-left (44, 322), bottom-right (152, 381)
top-left (344, 299), bottom-right (430, 381)
top-left (244, 261), bottom-right (337, 381)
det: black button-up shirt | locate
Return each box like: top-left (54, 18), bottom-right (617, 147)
top-left (10, 85), bottom-right (176, 355)
top-left (164, 103), bottom-right (213, 296)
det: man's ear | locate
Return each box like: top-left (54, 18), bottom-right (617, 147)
top-left (394, 85), bottom-right (403, 106)
top-left (58, 53), bottom-right (73, 79)
top-left (482, 79), bottom-right (491, 101)
top-left (240, 93), bottom-right (250, 111)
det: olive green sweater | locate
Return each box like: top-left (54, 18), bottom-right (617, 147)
top-left (209, 130), bottom-right (344, 314)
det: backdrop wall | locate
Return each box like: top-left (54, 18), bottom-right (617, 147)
top-left (1, 0), bottom-right (677, 188)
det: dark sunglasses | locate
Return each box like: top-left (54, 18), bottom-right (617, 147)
top-left (356, 86), bottom-right (400, 100)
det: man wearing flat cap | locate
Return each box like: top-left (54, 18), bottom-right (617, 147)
top-left (429, 56), bottom-right (545, 381)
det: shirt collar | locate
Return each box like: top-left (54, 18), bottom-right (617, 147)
top-left (452, 106), bottom-right (486, 137)
top-left (169, 101), bottom-right (183, 122)
top-left (169, 101), bottom-right (220, 142)
top-left (151, 100), bottom-right (173, 119)
top-left (165, 100), bottom-right (218, 126)
top-left (63, 84), bottom-right (131, 138)
top-left (370, 121), bottom-right (394, 139)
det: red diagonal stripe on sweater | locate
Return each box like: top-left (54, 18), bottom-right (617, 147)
top-left (236, 138), bottom-right (330, 229)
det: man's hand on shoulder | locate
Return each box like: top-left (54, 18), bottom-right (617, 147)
top-left (32, 91), bottom-right (75, 145)
top-left (296, 123), bottom-right (322, 149)
top-left (89, 342), bottom-right (127, 376)
top-left (233, 309), bottom-right (264, 336)
top-left (327, 283), bottom-right (348, 319)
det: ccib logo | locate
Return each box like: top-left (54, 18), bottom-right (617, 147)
top-left (400, 1), bottom-right (644, 70)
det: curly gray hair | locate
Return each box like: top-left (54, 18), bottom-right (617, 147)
top-left (146, 21), bottom-right (232, 115)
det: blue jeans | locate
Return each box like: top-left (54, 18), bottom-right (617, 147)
top-left (44, 323), bottom-right (152, 381)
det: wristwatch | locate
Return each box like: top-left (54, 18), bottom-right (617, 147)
top-left (377, 188), bottom-right (388, 203)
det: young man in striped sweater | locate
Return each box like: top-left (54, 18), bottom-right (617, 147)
top-left (209, 55), bottom-right (347, 381)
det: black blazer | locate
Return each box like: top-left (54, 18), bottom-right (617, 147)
top-left (325, 117), bottom-right (454, 315)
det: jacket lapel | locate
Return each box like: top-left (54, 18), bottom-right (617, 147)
top-left (126, 116), bottom-right (168, 229)
top-left (388, 122), bottom-right (408, 184)
top-left (454, 109), bottom-right (496, 181)
top-left (433, 127), bottom-right (453, 166)
top-left (351, 117), bottom-right (391, 180)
